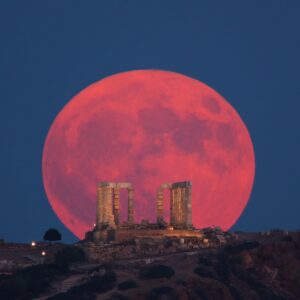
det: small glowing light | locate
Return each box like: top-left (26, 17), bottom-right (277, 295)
top-left (93, 223), bottom-right (96, 227)
top-left (41, 251), bottom-right (46, 256)
top-left (31, 241), bottom-right (36, 247)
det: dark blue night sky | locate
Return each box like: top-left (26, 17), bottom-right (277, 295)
top-left (1, 1), bottom-right (299, 243)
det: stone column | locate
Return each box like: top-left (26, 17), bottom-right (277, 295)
top-left (178, 188), bottom-right (184, 225)
top-left (107, 187), bottom-right (116, 227)
top-left (128, 188), bottom-right (134, 224)
top-left (156, 189), bottom-right (164, 223)
top-left (171, 187), bottom-right (185, 227)
top-left (96, 183), bottom-right (116, 229)
top-left (102, 186), bottom-right (114, 227)
top-left (170, 188), bottom-right (179, 226)
top-left (184, 185), bottom-right (192, 228)
top-left (113, 188), bottom-right (120, 225)
top-left (96, 186), bottom-right (104, 228)
top-left (177, 188), bottom-right (183, 225)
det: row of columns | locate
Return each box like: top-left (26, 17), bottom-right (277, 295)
top-left (156, 181), bottom-right (192, 229)
top-left (96, 180), bottom-right (192, 230)
top-left (96, 182), bottom-right (134, 229)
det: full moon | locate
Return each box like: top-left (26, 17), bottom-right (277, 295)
top-left (42, 70), bottom-right (255, 239)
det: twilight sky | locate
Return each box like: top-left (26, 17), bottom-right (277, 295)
top-left (0, 1), bottom-right (299, 243)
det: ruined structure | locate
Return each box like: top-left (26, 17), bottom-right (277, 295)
top-left (156, 181), bottom-right (192, 229)
top-left (88, 180), bottom-right (200, 242)
top-left (96, 182), bottom-right (134, 229)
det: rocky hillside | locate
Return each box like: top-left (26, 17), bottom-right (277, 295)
top-left (1, 233), bottom-right (300, 299)
top-left (44, 234), bottom-right (300, 300)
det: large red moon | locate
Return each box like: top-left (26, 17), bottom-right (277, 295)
top-left (42, 70), bottom-right (255, 239)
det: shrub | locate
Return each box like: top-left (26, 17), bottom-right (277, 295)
top-left (106, 292), bottom-right (130, 300)
top-left (69, 270), bottom-right (117, 295)
top-left (85, 272), bottom-right (116, 293)
top-left (0, 274), bottom-right (10, 283)
top-left (16, 264), bottom-right (60, 296)
top-left (175, 279), bottom-right (186, 286)
top-left (194, 265), bottom-right (218, 279)
top-left (0, 276), bottom-right (27, 299)
top-left (0, 263), bottom-right (65, 299)
top-left (198, 255), bottom-right (212, 266)
top-left (118, 280), bottom-right (138, 290)
top-left (139, 265), bottom-right (174, 279)
top-left (49, 271), bottom-right (116, 300)
top-left (48, 291), bottom-right (95, 300)
top-left (89, 263), bottom-right (113, 274)
top-left (146, 285), bottom-right (179, 300)
top-left (55, 245), bottom-right (85, 271)
top-left (17, 263), bottom-right (59, 279)
top-left (224, 241), bottom-right (260, 255)
top-left (281, 235), bottom-right (294, 243)
top-left (194, 285), bottom-right (208, 299)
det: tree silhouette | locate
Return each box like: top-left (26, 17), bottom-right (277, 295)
top-left (43, 228), bottom-right (62, 244)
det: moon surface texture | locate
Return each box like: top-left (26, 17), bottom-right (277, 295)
top-left (42, 70), bottom-right (255, 239)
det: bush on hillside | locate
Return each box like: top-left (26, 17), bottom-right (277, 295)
top-left (118, 280), bottom-right (138, 290)
top-left (146, 285), bottom-right (179, 300)
top-left (139, 265), bottom-right (174, 279)
top-left (55, 245), bottom-right (85, 271)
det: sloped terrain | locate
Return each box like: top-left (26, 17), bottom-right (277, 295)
top-left (46, 234), bottom-right (300, 300)
top-left (1, 233), bottom-right (300, 299)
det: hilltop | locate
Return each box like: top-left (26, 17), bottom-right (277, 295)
top-left (0, 231), bottom-right (300, 299)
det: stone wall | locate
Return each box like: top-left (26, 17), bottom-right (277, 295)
top-left (79, 235), bottom-right (208, 263)
top-left (114, 229), bottom-right (203, 241)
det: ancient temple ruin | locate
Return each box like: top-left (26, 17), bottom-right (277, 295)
top-left (96, 182), bottom-right (134, 229)
top-left (156, 181), bottom-right (192, 229)
top-left (88, 180), bottom-right (200, 242)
